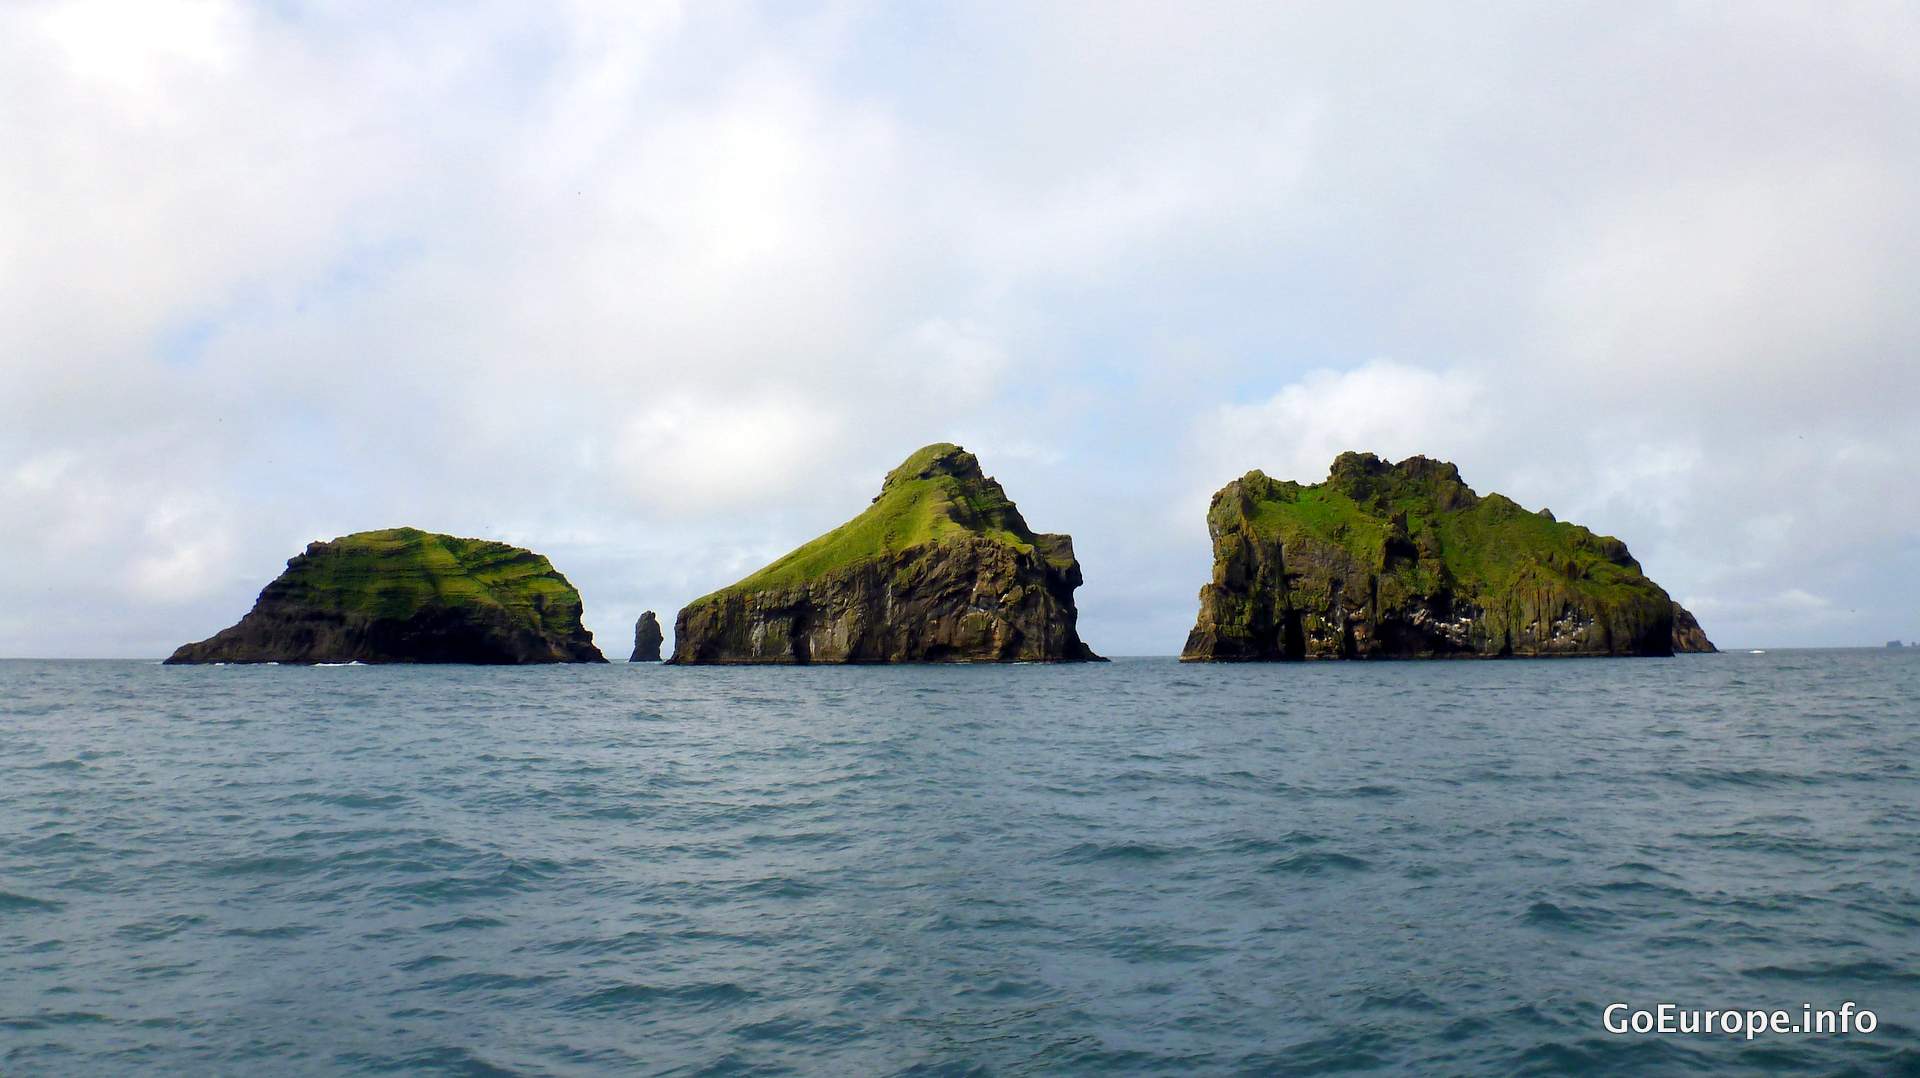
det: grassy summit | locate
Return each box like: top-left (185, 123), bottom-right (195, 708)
top-left (1229, 453), bottom-right (1656, 610)
top-left (166, 526), bottom-right (604, 663)
top-left (699, 443), bottom-right (1074, 600)
top-left (274, 527), bottom-right (584, 622)
top-left (672, 443), bottom-right (1100, 663)
top-left (1185, 452), bottom-right (1674, 659)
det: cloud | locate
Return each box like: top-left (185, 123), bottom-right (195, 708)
top-left (1196, 361), bottom-right (1485, 488)
top-left (614, 393), bottom-right (850, 514)
top-left (1683, 588), bottom-right (1856, 644)
top-left (127, 499), bottom-right (237, 603)
top-left (895, 319), bottom-right (1011, 409)
top-left (1, 2), bottom-right (1917, 655)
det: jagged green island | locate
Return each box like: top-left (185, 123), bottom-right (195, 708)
top-left (670, 443), bottom-right (1102, 663)
top-left (166, 528), bottom-right (606, 664)
top-left (1182, 452), bottom-right (1714, 660)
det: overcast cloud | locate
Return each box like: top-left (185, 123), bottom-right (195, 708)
top-left (3, 1), bottom-right (1916, 657)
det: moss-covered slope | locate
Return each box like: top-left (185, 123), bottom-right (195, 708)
top-left (1182, 453), bottom-right (1680, 660)
top-left (672, 443), bottom-right (1101, 663)
top-left (166, 528), bottom-right (606, 664)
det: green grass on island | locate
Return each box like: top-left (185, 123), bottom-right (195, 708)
top-left (276, 527), bottom-right (583, 620)
top-left (695, 443), bottom-right (1070, 602)
top-left (1228, 453), bottom-right (1659, 606)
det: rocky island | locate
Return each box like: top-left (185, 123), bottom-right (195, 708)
top-left (670, 443), bottom-right (1103, 663)
top-left (166, 528), bottom-right (606, 664)
top-left (630, 611), bottom-right (663, 662)
top-left (1182, 452), bottom-right (1704, 660)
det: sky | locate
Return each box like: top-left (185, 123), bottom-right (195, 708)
top-left (3, 0), bottom-right (1917, 658)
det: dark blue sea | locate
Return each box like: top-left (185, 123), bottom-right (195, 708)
top-left (2, 652), bottom-right (1916, 1075)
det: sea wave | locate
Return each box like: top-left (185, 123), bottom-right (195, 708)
top-left (1, 653), bottom-right (1915, 1074)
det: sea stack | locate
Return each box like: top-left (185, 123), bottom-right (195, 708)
top-left (166, 528), bottom-right (606, 664)
top-left (1181, 453), bottom-right (1682, 660)
top-left (670, 443), bottom-right (1103, 664)
top-left (630, 611), bottom-right (664, 662)
top-left (1670, 602), bottom-right (1716, 653)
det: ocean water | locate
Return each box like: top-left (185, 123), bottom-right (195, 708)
top-left (2, 653), bottom-right (1916, 1075)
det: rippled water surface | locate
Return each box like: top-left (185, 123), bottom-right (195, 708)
top-left (2, 652), bottom-right (1917, 1074)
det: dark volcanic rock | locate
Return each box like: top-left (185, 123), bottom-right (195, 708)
top-left (670, 443), bottom-right (1102, 664)
top-left (1182, 453), bottom-right (1678, 661)
top-left (1670, 602), bottom-right (1716, 653)
top-left (166, 528), bottom-right (606, 665)
top-left (630, 610), bottom-right (664, 662)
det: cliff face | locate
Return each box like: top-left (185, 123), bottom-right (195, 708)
top-left (166, 528), bottom-right (606, 664)
top-left (671, 444), bottom-right (1101, 664)
top-left (1670, 602), bottom-right (1716, 653)
top-left (1181, 453), bottom-right (1676, 661)
top-left (630, 611), bottom-right (664, 662)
